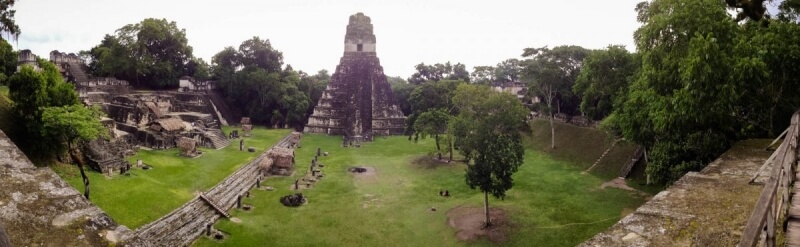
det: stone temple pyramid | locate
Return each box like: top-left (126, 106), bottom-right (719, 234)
top-left (303, 12), bottom-right (406, 146)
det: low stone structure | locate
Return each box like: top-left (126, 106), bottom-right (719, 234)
top-left (0, 129), bottom-right (132, 245)
top-left (177, 137), bottom-right (199, 157)
top-left (304, 13), bottom-right (406, 143)
top-left (266, 147), bottom-right (295, 176)
top-left (178, 76), bottom-right (217, 92)
top-left (84, 137), bottom-right (133, 174)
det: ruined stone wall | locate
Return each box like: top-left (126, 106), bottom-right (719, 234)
top-left (124, 133), bottom-right (296, 246)
top-left (0, 129), bottom-right (132, 246)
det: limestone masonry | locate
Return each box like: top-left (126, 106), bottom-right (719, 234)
top-left (304, 12), bottom-right (406, 145)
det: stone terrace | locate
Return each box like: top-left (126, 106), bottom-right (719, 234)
top-left (581, 139), bottom-right (772, 246)
top-left (0, 129), bottom-right (132, 246)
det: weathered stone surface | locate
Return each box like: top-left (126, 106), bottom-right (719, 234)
top-left (304, 13), bottom-right (406, 142)
top-left (0, 129), bottom-right (131, 246)
top-left (580, 139), bottom-right (772, 247)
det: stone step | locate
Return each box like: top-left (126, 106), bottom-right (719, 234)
top-left (198, 194), bottom-right (230, 218)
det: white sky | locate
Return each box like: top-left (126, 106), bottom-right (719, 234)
top-left (13, 0), bottom-right (644, 77)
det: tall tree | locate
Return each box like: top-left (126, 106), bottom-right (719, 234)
top-left (573, 45), bottom-right (639, 120)
top-left (0, 38), bottom-right (15, 85)
top-left (453, 84), bottom-right (527, 227)
top-left (388, 76), bottom-right (415, 116)
top-left (41, 105), bottom-right (107, 199)
top-left (0, 0), bottom-right (19, 41)
top-left (408, 62), bottom-right (470, 84)
top-left (470, 66), bottom-right (496, 85)
top-left (85, 18), bottom-right (194, 88)
top-left (522, 45), bottom-right (589, 148)
top-left (494, 58), bottom-right (522, 84)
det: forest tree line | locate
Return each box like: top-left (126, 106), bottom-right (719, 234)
top-left (1, 0), bottom-right (799, 185)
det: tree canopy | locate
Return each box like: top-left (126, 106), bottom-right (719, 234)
top-left (211, 37), bottom-right (315, 129)
top-left (407, 62), bottom-right (470, 84)
top-left (605, 0), bottom-right (800, 184)
top-left (84, 18), bottom-right (194, 88)
top-left (573, 45), bottom-right (639, 120)
top-left (0, 0), bottom-right (19, 41)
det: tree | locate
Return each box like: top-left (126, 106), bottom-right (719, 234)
top-left (522, 45), bottom-right (589, 148)
top-left (408, 62), bottom-right (470, 84)
top-left (0, 0), bottom-right (20, 41)
top-left (0, 38), bottom-right (15, 85)
top-left (413, 108), bottom-right (450, 160)
top-left (453, 84), bottom-right (527, 227)
top-left (186, 58), bottom-right (210, 81)
top-left (573, 45), bottom-right (639, 120)
top-left (210, 37), bottom-right (314, 129)
top-left (41, 105), bottom-right (107, 199)
top-left (85, 18), bottom-right (194, 88)
top-left (388, 76), bottom-right (415, 116)
top-left (612, 0), bottom-right (760, 184)
top-left (494, 59), bottom-right (522, 84)
top-left (407, 80), bottom-right (464, 137)
top-left (7, 58), bottom-right (91, 167)
top-left (470, 66), bottom-right (496, 85)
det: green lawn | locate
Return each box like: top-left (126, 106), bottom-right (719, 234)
top-left (52, 127), bottom-right (291, 229)
top-left (193, 134), bottom-right (647, 247)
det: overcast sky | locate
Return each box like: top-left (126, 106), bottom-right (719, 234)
top-left (13, 0), bottom-right (647, 77)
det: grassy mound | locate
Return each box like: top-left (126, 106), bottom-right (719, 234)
top-left (526, 119), bottom-right (639, 180)
top-left (193, 134), bottom-right (647, 247)
top-left (52, 127), bottom-right (291, 229)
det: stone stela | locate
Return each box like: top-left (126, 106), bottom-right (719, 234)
top-left (303, 12), bottom-right (406, 146)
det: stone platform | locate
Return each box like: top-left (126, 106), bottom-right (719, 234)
top-left (581, 139), bottom-right (772, 246)
top-left (0, 129), bottom-right (132, 246)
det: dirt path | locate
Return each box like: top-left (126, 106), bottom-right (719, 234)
top-left (600, 177), bottom-right (649, 196)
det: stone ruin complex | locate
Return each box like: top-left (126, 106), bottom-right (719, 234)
top-left (304, 12), bottom-right (406, 146)
top-left (12, 50), bottom-right (241, 173)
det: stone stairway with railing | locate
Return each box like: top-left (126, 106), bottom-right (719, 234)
top-left (619, 146), bottom-right (645, 178)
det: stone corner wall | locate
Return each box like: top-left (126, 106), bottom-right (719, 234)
top-left (0, 129), bottom-right (133, 246)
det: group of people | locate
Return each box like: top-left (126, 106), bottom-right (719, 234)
top-left (438, 190), bottom-right (450, 197)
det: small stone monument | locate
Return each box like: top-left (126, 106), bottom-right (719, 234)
top-left (177, 137), bottom-right (199, 157)
top-left (241, 117), bottom-right (253, 137)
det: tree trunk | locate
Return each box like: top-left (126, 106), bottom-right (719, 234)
top-left (483, 191), bottom-right (491, 228)
top-left (68, 142), bottom-right (90, 200)
top-left (549, 114), bottom-right (555, 149)
top-left (435, 134), bottom-right (441, 160)
top-left (448, 135), bottom-right (453, 162)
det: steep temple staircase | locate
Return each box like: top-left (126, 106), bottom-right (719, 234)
top-left (203, 129), bottom-right (230, 150)
top-left (65, 61), bottom-right (90, 83)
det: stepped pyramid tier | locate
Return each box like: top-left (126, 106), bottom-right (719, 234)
top-left (304, 12), bottom-right (406, 144)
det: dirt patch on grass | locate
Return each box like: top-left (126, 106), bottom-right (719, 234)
top-left (446, 206), bottom-right (510, 244)
top-left (600, 177), bottom-right (649, 196)
top-left (411, 156), bottom-right (454, 169)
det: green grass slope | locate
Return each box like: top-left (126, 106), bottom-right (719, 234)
top-left (193, 134), bottom-right (647, 247)
top-left (52, 127), bottom-right (291, 229)
top-left (526, 119), bottom-right (639, 180)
